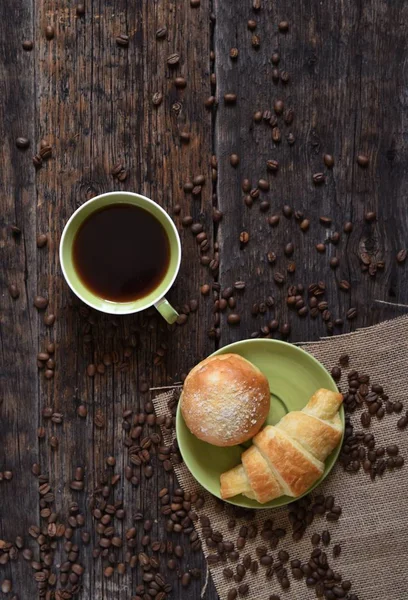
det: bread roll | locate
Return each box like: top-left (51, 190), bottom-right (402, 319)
top-left (220, 388), bottom-right (343, 503)
top-left (181, 353), bottom-right (270, 446)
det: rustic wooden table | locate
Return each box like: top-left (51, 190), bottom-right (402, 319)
top-left (1, 1), bottom-right (408, 598)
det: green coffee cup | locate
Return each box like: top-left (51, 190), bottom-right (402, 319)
top-left (59, 191), bottom-right (181, 323)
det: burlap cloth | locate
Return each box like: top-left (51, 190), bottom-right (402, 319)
top-left (152, 316), bottom-right (408, 600)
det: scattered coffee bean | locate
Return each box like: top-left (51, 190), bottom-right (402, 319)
top-left (224, 93), bottom-right (237, 104)
top-left (8, 284), bottom-right (20, 299)
top-left (34, 295), bottom-right (48, 309)
top-left (357, 154), bottom-right (369, 167)
top-left (152, 92), bottom-right (163, 106)
top-left (313, 172), bottom-right (325, 184)
top-left (300, 219), bottom-right (310, 232)
top-left (324, 154), bottom-right (334, 168)
top-left (36, 233), bottom-right (48, 248)
top-left (16, 137), bottom-right (30, 149)
top-left (22, 40), bottom-right (34, 50)
top-left (278, 21), bottom-right (289, 32)
top-left (45, 25), bottom-right (55, 40)
top-left (365, 211), bottom-right (376, 222)
top-left (396, 249), bottom-right (407, 263)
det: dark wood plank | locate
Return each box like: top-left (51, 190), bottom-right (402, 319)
top-left (214, 0), bottom-right (408, 347)
top-left (26, 0), bottom-right (216, 598)
top-left (0, 1), bottom-right (39, 597)
top-left (2, 0), bottom-right (408, 599)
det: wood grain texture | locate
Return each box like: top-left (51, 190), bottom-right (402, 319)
top-left (1, 0), bottom-right (408, 598)
top-left (215, 0), bottom-right (408, 347)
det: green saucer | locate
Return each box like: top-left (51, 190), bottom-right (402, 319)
top-left (176, 339), bottom-right (344, 509)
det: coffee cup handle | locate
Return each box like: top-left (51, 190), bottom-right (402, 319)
top-left (154, 297), bottom-right (179, 324)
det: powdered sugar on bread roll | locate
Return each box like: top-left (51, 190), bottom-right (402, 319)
top-left (181, 353), bottom-right (270, 446)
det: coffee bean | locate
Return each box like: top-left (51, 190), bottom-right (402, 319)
top-left (39, 142), bottom-right (52, 159)
top-left (361, 412), bottom-right (371, 428)
top-left (278, 20), bottom-right (289, 31)
top-left (273, 272), bottom-right (285, 284)
top-left (267, 251), bottom-right (277, 264)
top-left (322, 530), bottom-right (331, 546)
top-left (357, 154), bottom-right (369, 167)
top-left (274, 100), bottom-right (284, 115)
top-left (230, 154), bottom-right (240, 167)
top-left (284, 242), bottom-right (294, 256)
top-left (224, 93), bottom-right (237, 104)
top-left (272, 127), bottom-right (281, 143)
top-left (45, 25), bottom-right (55, 39)
top-left (344, 221), bottom-right (353, 233)
top-left (227, 590), bottom-right (238, 600)
top-left (323, 154), bottom-right (334, 168)
top-left (247, 19), bottom-right (257, 30)
top-left (331, 367), bottom-right (341, 380)
top-left (251, 35), bottom-right (260, 48)
top-left (346, 307), bottom-right (357, 320)
top-left (396, 249), bottom-right (407, 263)
top-left (283, 108), bottom-right (294, 124)
top-left (395, 456), bottom-right (404, 467)
top-left (268, 215), bottom-right (280, 227)
top-left (339, 280), bottom-right (351, 291)
top-left (32, 154), bottom-right (42, 168)
top-left (180, 131), bottom-right (191, 144)
top-left (16, 136), bottom-right (30, 149)
top-left (238, 583), bottom-right (249, 596)
top-left (339, 354), bottom-right (349, 366)
top-left (280, 323), bottom-right (290, 336)
top-left (34, 295), bottom-right (48, 309)
top-left (152, 92), bottom-right (163, 106)
top-left (365, 211), bottom-right (376, 222)
top-left (313, 172), bottom-right (325, 184)
top-left (240, 231), bottom-right (249, 244)
top-left (181, 215), bottom-right (194, 229)
top-left (1, 581), bottom-right (12, 593)
top-left (228, 314), bottom-right (241, 325)
top-left (36, 233), bottom-right (48, 248)
top-left (299, 219), bottom-right (310, 232)
top-left (386, 444), bottom-right (399, 456)
top-left (22, 39), bottom-right (34, 50)
top-left (167, 52), bottom-right (180, 66)
top-left (8, 284), bottom-right (20, 299)
top-left (316, 243), bottom-right (326, 253)
top-left (266, 159), bottom-right (279, 172)
top-left (394, 401), bottom-right (403, 413)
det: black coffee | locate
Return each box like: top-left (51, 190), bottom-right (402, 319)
top-left (73, 203), bottom-right (170, 302)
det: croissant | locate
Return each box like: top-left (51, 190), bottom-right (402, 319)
top-left (220, 388), bottom-right (343, 504)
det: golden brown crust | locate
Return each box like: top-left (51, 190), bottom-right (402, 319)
top-left (241, 445), bottom-right (282, 503)
top-left (303, 388), bottom-right (343, 421)
top-left (219, 387), bottom-right (343, 504)
top-left (181, 353), bottom-right (270, 446)
top-left (277, 411), bottom-right (342, 461)
top-left (254, 426), bottom-right (324, 497)
top-left (220, 464), bottom-right (252, 499)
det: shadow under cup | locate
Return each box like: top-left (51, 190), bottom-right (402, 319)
top-left (59, 192), bottom-right (181, 315)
